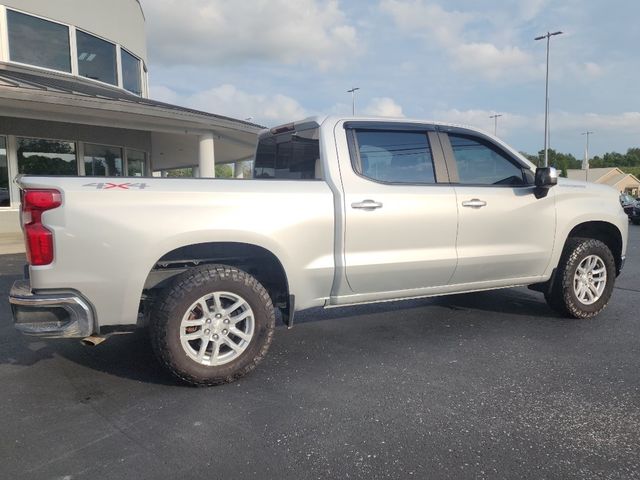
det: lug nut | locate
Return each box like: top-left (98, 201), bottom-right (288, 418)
top-left (215, 313), bottom-right (222, 319)
top-left (223, 319), bottom-right (230, 324)
top-left (204, 329), bottom-right (210, 335)
top-left (222, 329), bottom-right (228, 335)
top-left (206, 319), bottom-right (212, 324)
top-left (213, 334), bottom-right (219, 340)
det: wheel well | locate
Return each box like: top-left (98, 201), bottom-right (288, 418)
top-left (566, 221), bottom-right (623, 273)
top-left (143, 242), bottom-right (290, 321)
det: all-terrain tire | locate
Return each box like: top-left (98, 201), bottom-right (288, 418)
top-left (150, 265), bottom-right (275, 386)
top-left (545, 237), bottom-right (616, 319)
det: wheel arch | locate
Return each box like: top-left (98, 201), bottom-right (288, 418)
top-left (565, 221), bottom-right (624, 274)
top-left (143, 242), bottom-right (292, 325)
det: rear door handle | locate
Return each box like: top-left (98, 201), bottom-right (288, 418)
top-left (462, 199), bottom-right (487, 209)
top-left (351, 199), bottom-right (383, 210)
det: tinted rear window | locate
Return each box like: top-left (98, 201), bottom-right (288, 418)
top-left (254, 129), bottom-right (320, 180)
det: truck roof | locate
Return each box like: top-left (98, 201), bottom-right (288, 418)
top-left (264, 115), bottom-right (536, 169)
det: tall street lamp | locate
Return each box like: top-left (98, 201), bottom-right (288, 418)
top-left (581, 131), bottom-right (594, 178)
top-left (347, 87), bottom-right (360, 115)
top-left (489, 113), bottom-right (503, 136)
top-left (535, 31), bottom-right (563, 167)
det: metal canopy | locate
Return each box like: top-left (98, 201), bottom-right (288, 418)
top-left (0, 63), bottom-right (264, 167)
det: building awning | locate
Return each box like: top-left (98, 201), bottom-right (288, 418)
top-left (0, 63), bottom-right (265, 166)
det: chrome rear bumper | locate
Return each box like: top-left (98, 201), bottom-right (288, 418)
top-left (10, 280), bottom-right (95, 338)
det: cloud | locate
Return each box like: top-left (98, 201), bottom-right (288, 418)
top-left (550, 111), bottom-right (640, 133)
top-left (144, 0), bottom-right (359, 70)
top-left (518, 0), bottom-right (549, 21)
top-left (450, 43), bottom-right (536, 80)
top-left (363, 97), bottom-right (405, 117)
top-left (150, 84), bottom-right (308, 125)
top-left (380, 0), bottom-right (538, 81)
top-left (432, 109), bottom-right (528, 135)
top-left (581, 62), bottom-right (604, 77)
top-left (149, 85), bottom-right (181, 105)
top-left (379, 0), bottom-right (472, 45)
top-left (327, 97), bottom-right (405, 117)
top-left (432, 109), bottom-right (640, 136)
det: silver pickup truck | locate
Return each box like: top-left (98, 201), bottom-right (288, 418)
top-left (10, 116), bottom-right (629, 386)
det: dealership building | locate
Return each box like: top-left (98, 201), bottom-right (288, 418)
top-left (0, 0), bottom-right (262, 236)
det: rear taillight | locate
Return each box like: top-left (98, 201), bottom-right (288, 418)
top-left (21, 189), bottom-right (62, 266)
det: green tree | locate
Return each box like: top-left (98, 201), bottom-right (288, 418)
top-left (165, 168), bottom-right (193, 177)
top-left (520, 151), bottom-right (540, 166)
top-left (535, 149), bottom-right (581, 177)
top-left (215, 164), bottom-right (233, 178)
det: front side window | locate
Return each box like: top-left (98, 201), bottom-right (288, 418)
top-left (353, 130), bottom-right (436, 184)
top-left (76, 31), bottom-right (117, 86)
top-left (17, 138), bottom-right (77, 175)
top-left (84, 144), bottom-right (123, 176)
top-left (121, 49), bottom-right (142, 96)
top-left (0, 137), bottom-right (9, 207)
top-left (449, 133), bottom-right (525, 186)
top-left (127, 150), bottom-right (146, 176)
top-left (254, 129), bottom-right (320, 179)
top-left (7, 10), bottom-right (71, 72)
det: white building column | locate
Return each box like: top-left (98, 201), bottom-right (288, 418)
top-left (234, 161), bottom-right (244, 178)
top-left (198, 133), bottom-right (216, 178)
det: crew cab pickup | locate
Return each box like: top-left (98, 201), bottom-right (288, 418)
top-left (10, 116), bottom-right (629, 386)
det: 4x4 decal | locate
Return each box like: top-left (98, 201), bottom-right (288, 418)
top-left (83, 182), bottom-right (148, 190)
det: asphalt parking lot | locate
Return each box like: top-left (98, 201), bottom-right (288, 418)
top-left (1, 227), bottom-right (639, 480)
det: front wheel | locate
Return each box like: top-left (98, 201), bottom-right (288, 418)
top-left (545, 238), bottom-right (616, 318)
top-left (150, 265), bottom-right (275, 386)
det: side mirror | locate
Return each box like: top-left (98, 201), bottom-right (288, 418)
top-left (535, 167), bottom-right (558, 188)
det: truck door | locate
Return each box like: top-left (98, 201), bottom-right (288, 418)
top-left (439, 127), bottom-right (556, 285)
top-left (338, 122), bottom-right (459, 295)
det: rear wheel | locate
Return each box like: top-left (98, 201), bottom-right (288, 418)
top-left (150, 265), bottom-right (275, 386)
top-left (545, 237), bottom-right (616, 318)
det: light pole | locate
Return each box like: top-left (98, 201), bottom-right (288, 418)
top-left (347, 87), bottom-right (360, 115)
top-left (581, 131), bottom-right (594, 178)
top-left (535, 31), bottom-right (563, 167)
top-left (489, 113), bottom-right (503, 136)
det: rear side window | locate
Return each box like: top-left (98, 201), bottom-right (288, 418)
top-left (449, 134), bottom-right (525, 186)
top-left (254, 129), bottom-right (320, 179)
top-left (353, 130), bottom-right (436, 184)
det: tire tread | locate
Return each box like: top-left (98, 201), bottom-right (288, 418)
top-left (150, 265), bottom-right (275, 387)
top-left (546, 237), bottom-right (615, 319)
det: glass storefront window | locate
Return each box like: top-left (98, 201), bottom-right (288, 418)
top-left (7, 10), bottom-right (71, 73)
top-left (0, 137), bottom-right (9, 207)
top-left (127, 150), bottom-right (146, 176)
top-left (84, 144), bottom-right (123, 176)
top-left (76, 30), bottom-right (117, 86)
top-left (122, 49), bottom-right (142, 96)
top-left (17, 138), bottom-right (77, 175)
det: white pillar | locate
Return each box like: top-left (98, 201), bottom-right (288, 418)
top-left (198, 133), bottom-right (215, 178)
top-left (234, 161), bottom-right (244, 178)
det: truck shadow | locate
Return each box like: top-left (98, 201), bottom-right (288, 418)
top-left (1, 281), bottom-right (566, 386)
top-left (295, 287), bottom-right (558, 324)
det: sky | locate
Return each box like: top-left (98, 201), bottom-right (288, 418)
top-left (141, 0), bottom-right (640, 158)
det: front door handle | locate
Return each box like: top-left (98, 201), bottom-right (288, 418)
top-left (462, 198), bottom-right (487, 209)
top-left (351, 199), bottom-right (383, 210)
